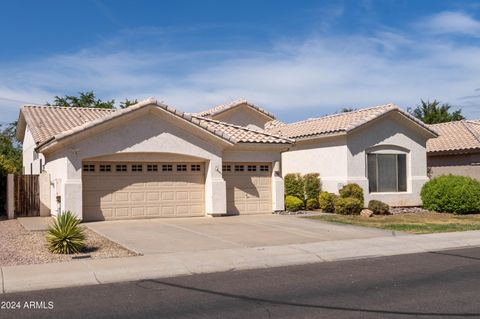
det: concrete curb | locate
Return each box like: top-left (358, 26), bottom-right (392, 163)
top-left (2, 230), bottom-right (480, 294)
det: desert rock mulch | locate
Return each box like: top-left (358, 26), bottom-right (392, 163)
top-left (389, 207), bottom-right (432, 215)
top-left (0, 220), bottom-right (138, 267)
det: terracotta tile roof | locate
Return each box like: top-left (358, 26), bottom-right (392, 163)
top-left (265, 103), bottom-right (437, 139)
top-left (18, 98), bottom-right (291, 149)
top-left (264, 119), bottom-right (286, 130)
top-left (19, 105), bottom-right (115, 144)
top-left (427, 120), bottom-right (480, 153)
top-left (191, 116), bottom-right (293, 144)
top-left (195, 99), bottom-right (276, 119)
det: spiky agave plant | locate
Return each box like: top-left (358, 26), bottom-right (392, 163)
top-left (46, 211), bottom-right (86, 254)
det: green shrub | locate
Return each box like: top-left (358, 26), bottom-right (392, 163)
top-left (306, 198), bottom-right (320, 210)
top-left (421, 174), bottom-right (480, 214)
top-left (304, 173), bottom-right (321, 200)
top-left (284, 173), bottom-right (305, 199)
top-left (339, 183), bottom-right (364, 207)
top-left (368, 200), bottom-right (390, 215)
top-left (334, 197), bottom-right (363, 215)
top-left (285, 195), bottom-right (304, 212)
top-left (47, 211), bottom-right (86, 254)
top-left (318, 192), bottom-right (337, 213)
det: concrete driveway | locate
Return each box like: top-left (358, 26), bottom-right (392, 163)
top-left (86, 214), bottom-right (398, 255)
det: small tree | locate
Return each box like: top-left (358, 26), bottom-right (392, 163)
top-left (49, 91), bottom-right (115, 109)
top-left (119, 98), bottom-right (138, 108)
top-left (408, 100), bottom-right (465, 124)
top-left (284, 173), bottom-right (304, 200)
top-left (304, 173), bottom-right (321, 200)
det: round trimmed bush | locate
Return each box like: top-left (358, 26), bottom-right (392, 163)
top-left (368, 200), bottom-right (390, 215)
top-left (334, 197), bottom-right (363, 215)
top-left (285, 195), bottom-right (304, 212)
top-left (339, 183), bottom-right (364, 207)
top-left (421, 174), bottom-right (480, 214)
top-left (318, 192), bottom-right (337, 213)
top-left (306, 198), bottom-right (319, 210)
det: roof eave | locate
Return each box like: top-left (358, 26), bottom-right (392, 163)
top-left (36, 99), bottom-right (236, 153)
top-left (291, 131), bottom-right (347, 142)
top-left (346, 108), bottom-right (438, 138)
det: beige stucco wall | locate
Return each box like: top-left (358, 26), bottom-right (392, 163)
top-left (281, 135), bottom-right (349, 193)
top-left (428, 152), bottom-right (480, 180)
top-left (281, 113), bottom-right (431, 207)
top-left (22, 127), bottom-right (45, 174)
top-left (40, 107), bottom-right (286, 219)
top-left (346, 112), bottom-right (429, 206)
top-left (38, 172), bottom-right (51, 216)
top-left (212, 104), bottom-right (272, 130)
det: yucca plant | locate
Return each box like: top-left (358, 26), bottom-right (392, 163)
top-left (46, 211), bottom-right (86, 254)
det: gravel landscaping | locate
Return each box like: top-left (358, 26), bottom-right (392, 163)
top-left (0, 219), bottom-right (138, 267)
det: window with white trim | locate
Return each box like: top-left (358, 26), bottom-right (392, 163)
top-left (132, 164), bottom-right (143, 172)
top-left (162, 164), bottom-right (173, 171)
top-left (259, 165), bottom-right (269, 172)
top-left (191, 164), bottom-right (201, 171)
top-left (247, 165), bottom-right (257, 172)
top-left (234, 165), bottom-right (244, 172)
top-left (147, 164), bottom-right (158, 172)
top-left (99, 164), bottom-right (111, 172)
top-left (177, 164), bottom-right (187, 171)
top-left (116, 164), bottom-right (127, 172)
top-left (83, 164), bottom-right (95, 172)
top-left (222, 165), bottom-right (231, 172)
top-left (367, 153), bottom-right (407, 192)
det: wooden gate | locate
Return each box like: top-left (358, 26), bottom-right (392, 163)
top-left (14, 175), bottom-right (40, 217)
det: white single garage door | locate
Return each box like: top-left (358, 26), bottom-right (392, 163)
top-left (223, 162), bottom-right (272, 215)
top-left (82, 162), bottom-right (205, 221)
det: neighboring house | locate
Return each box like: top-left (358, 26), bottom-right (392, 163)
top-left (265, 104), bottom-right (438, 206)
top-left (17, 98), bottom-right (437, 221)
top-left (16, 98), bottom-right (291, 221)
top-left (194, 99), bottom-right (276, 130)
top-left (427, 120), bottom-right (480, 179)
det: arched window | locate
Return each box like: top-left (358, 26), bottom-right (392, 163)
top-left (367, 146), bottom-right (408, 193)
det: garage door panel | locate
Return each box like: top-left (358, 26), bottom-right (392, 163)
top-left (114, 192), bottom-right (129, 202)
top-left (176, 191), bottom-right (189, 200)
top-left (146, 192), bottom-right (160, 201)
top-left (131, 207), bottom-right (145, 216)
top-left (115, 207), bottom-right (130, 217)
top-left (130, 192), bottom-right (145, 202)
top-left (161, 192), bottom-right (175, 200)
top-left (82, 161), bottom-right (205, 221)
top-left (161, 206), bottom-right (176, 216)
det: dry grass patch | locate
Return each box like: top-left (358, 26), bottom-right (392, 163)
top-left (307, 212), bottom-right (480, 234)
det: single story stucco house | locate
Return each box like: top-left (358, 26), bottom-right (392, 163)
top-left (427, 120), bottom-right (480, 179)
top-left (17, 98), bottom-right (437, 221)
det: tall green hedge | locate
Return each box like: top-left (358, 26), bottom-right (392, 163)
top-left (284, 173), bottom-right (305, 199)
top-left (421, 174), bottom-right (480, 214)
top-left (304, 173), bottom-right (321, 200)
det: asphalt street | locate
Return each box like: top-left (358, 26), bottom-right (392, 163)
top-left (2, 247), bottom-right (480, 319)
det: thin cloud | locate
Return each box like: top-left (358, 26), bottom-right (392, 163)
top-left (1, 12), bottom-right (480, 123)
top-left (420, 11), bottom-right (480, 36)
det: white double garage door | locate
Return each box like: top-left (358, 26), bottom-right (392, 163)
top-left (82, 161), bottom-right (272, 221)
